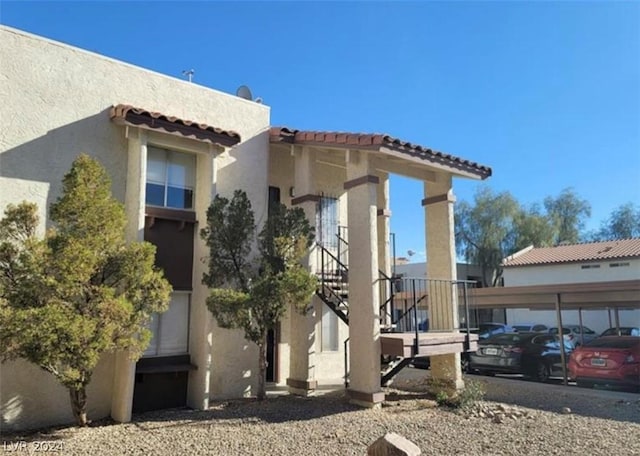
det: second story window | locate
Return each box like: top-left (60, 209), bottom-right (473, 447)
top-left (146, 146), bottom-right (196, 210)
top-left (316, 196), bottom-right (338, 249)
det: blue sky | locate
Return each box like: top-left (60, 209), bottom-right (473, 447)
top-left (2, 1), bottom-right (638, 262)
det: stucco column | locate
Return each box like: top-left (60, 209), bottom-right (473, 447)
top-left (187, 150), bottom-right (216, 409)
top-left (345, 151), bottom-right (383, 407)
top-left (423, 175), bottom-right (463, 390)
top-left (287, 147), bottom-right (318, 395)
top-left (376, 172), bottom-right (392, 327)
top-left (112, 130), bottom-right (146, 423)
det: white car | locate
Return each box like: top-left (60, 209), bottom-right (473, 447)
top-left (549, 325), bottom-right (597, 348)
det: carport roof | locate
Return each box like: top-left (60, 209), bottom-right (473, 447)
top-left (468, 279), bottom-right (640, 310)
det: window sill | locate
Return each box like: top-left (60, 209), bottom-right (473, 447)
top-left (136, 354), bottom-right (197, 373)
top-left (145, 206), bottom-right (197, 223)
top-left (136, 363), bottom-right (197, 374)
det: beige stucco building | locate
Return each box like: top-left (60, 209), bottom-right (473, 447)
top-left (0, 26), bottom-right (491, 431)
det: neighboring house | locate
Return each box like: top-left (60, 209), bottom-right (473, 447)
top-left (395, 262), bottom-right (485, 284)
top-left (502, 240), bottom-right (640, 334)
top-left (0, 26), bottom-right (491, 431)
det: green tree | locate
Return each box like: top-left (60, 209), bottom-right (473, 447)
top-left (591, 203), bottom-right (640, 240)
top-left (455, 188), bottom-right (562, 287)
top-left (456, 187), bottom-right (598, 286)
top-left (544, 188), bottom-right (591, 244)
top-left (0, 155), bottom-right (171, 426)
top-left (512, 204), bottom-right (556, 252)
top-left (201, 190), bottom-right (317, 400)
top-left (455, 187), bottom-right (520, 287)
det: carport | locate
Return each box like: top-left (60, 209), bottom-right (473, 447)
top-left (468, 279), bottom-right (640, 384)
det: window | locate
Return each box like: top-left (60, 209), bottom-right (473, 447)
top-left (580, 264), bottom-right (600, 269)
top-left (609, 262), bottom-right (630, 268)
top-left (144, 293), bottom-right (190, 357)
top-left (321, 305), bottom-right (339, 351)
top-left (316, 196), bottom-right (338, 249)
top-left (146, 146), bottom-right (196, 210)
top-left (268, 186), bottom-right (281, 214)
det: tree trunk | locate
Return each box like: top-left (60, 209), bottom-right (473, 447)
top-left (69, 386), bottom-right (88, 426)
top-left (257, 337), bottom-right (267, 401)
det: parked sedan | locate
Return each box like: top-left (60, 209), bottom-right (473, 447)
top-left (600, 327), bottom-right (640, 337)
top-left (474, 323), bottom-right (515, 339)
top-left (549, 325), bottom-right (598, 347)
top-left (512, 323), bottom-right (548, 333)
top-left (568, 336), bottom-right (640, 391)
top-left (469, 332), bottom-right (573, 382)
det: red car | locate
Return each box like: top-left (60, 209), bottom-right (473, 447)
top-left (568, 336), bottom-right (640, 391)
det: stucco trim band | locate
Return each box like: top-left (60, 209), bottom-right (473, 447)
top-left (286, 378), bottom-right (318, 390)
top-left (348, 389), bottom-right (385, 406)
top-left (343, 175), bottom-right (380, 190)
top-left (145, 206), bottom-right (197, 223)
top-left (421, 193), bottom-right (456, 206)
top-left (291, 194), bottom-right (321, 206)
top-left (110, 104), bottom-right (241, 147)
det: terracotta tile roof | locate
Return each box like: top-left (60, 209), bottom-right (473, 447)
top-left (502, 238), bottom-right (640, 267)
top-left (270, 127), bottom-right (492, 179)
top-left (110, 104), bottom-right (241, 147)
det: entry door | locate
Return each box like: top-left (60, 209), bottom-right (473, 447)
top-left (266, 326), bottom-right (278, 383)
top-left (266, 186), bottom-right (281, 383)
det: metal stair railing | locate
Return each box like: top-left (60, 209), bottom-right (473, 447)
top-left (336, 225), bottom-right (349, 267)
top-left (316, 230), bottom-right (480, 387)
top-left (378, 269), bottom-right (395, 330)
top-left (343, 337), bottom-right (350, 387)
top-left (316, 242), bottom-right (350, 324)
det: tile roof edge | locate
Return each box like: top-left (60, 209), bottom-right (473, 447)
top-left (269, 126), bottom-right (492, 178)
top-left (502, 245), bottom-right (535, 266)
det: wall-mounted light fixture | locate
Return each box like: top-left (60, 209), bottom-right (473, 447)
top-left (289, 186), bottom-right (296, 197)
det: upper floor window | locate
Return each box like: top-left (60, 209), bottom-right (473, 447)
top-left (146, 146), bottom-right (196, 210)
top-left (316, 196), bottom-right (338, 249)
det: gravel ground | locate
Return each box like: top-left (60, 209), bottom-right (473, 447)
top-left (3, 370), bottom-right (639, 456)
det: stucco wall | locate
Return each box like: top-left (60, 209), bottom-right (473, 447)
top-left (503, 259), bottom-right (640, 286)
top-left (0, 26), bottom-right (270, 429)
top-left (207, 131), bottom-right (271, 399)
top-left (0, 355), bottom-right (114, 432)
top-left (268, 148), bottom-right (350, 385)
top-left (395, 262), bottom-right (484, 282)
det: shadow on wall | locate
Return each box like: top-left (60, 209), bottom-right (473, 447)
top-left (215, 129), bottom-right (270, 227)
top-left (0, 109), bottom-right (128, 226)
top-left (1, 355), bottom-right (116, 434)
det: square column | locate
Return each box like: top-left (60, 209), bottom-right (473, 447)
top-left (376, 173), bottom-right (392, 327)
top-left (423, 176), bottom-right (463, 390)
top-left (111, 130), bottom-right (146, 423)
top-left (187, 150), bottom-right (216, 409)
top-left (287, 147), bottom-right (318, 395)
top-left (345, 151), bottom-right (384, 407)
